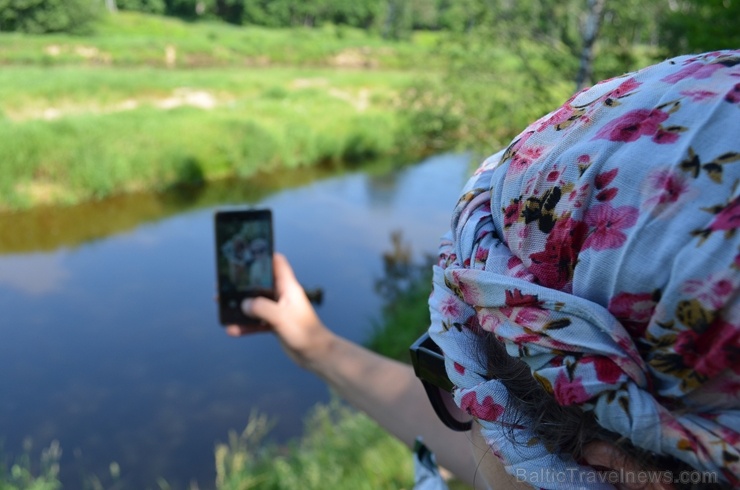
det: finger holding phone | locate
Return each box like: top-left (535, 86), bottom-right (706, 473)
top-left (214, 209), bottom-right (275, 323)
top-left (214, 209), bottom-right (333, 367)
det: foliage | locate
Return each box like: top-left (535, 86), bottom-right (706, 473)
top-left (214, 401), bottom-right (414, 490)
top-left (116, 0), bottom-right (166, 15)
top-left (163, 0), bottom-right (214, 19)
top-left (81, 0), bottom-right (740, 64)
top-left (394, 0), bottom-right (677, 153)
top-left (379, 0), bottom-right (412, 40)
top-left (400, 40), bottom-right (576, 153)
top-left (0, 11), bottom-right (438, 69)
top-left (0, 0), bottom-right (100, 34)
top-left (0, 441), bottom-right (61, 490)
top-left (327, 0), bottom-right (381, 30)
top-left (660, 0), bottom-right (740, 55)
top-left (0, 65), bottom-right (409, 210)
top-left (367, 231), bottom-right (435, 362)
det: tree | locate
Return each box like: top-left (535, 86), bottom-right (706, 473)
top-left (241, 0), bottom-right (289, 27)
top-left (213, 0), bottom-right (245, 24)
top-left (117, 0), bottom-right (166, 14)
top-left (661, 0), bottom-right (740, 55)
top-left (165, 0), bottom-right (214, 19)
top-left (328, 0), bottom-right (382, 29)
top-left (0, 0), bottom-right (100, 33)
top-left (381, 0), bottom-right (412, 40)
top-left (409, 0), bottom-right (439, 30)
top-left (575, 0), bottom-right (607, 90)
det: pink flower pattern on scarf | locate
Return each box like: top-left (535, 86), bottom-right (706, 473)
top-left (428, 50), bottom-right (740, 489)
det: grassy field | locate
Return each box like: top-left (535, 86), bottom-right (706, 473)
top-left (0, 64), bottom-right (422, 209)
top-left (0, 10), bottom-right (659, 212)
top-left (0, 12), bottom-right (443, 69)
top-left (0, 12), bottom-right (450, 211)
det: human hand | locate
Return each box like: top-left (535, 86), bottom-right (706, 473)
top-left (225, 253), bottom-right (334, 370)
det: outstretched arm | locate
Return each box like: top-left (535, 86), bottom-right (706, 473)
top-left (226, 253), bottom-right (484, 488)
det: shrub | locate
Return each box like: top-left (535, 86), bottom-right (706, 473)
top-left (0, 0), bottom-right (100, 34)
top-left (117, 0), bottom-right (166, 15)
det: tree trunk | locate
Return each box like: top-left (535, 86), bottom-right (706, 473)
top-left (105, 0), bottom-right (118, 13)
top-left (575, 0), bottom-right (607, 91)
top-left (383, 0), bottom-right (397, 39)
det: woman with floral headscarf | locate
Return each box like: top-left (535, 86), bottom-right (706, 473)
top-left (227, 50), bottom-right (740, 490)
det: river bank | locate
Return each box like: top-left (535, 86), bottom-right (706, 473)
top-left (0, 10), bottom-right (590, 213)
top-left (0, 12), bottom-right (455, 212)
top-left (0, 63), bottom-right (434, 211)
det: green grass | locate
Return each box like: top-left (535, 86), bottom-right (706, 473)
top-left (0, 11), bottom-right (454, 211)
top-left (0, 64), bottom-right (413, 116)
top-left (0, 11), bottom-right (443, 69)
top-left (0, 10), bottom-right (662, 212)
top-left (0, 11), bottom-right (588, 212)
top-left (0, 441), bottom-right (61, 490)
top-left (0, 64), bottom-right (424, 210)
top-left (215, 402), bottom-right (414, 490)
top-left (214, 400), bottom-right (472, 490)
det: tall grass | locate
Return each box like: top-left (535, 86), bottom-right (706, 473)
top-left (0, 11), bottom-right (442, 70)
top-left (0, 11), bottom-right (451, 211)
top-left (215, 402), bottom-right (414, 490)
top-left (0, 64), bottom-right (416, 210)
top-left (0, 441), bottom-right (61, 490)
top-left (0, 11), bottom-right (589, 211)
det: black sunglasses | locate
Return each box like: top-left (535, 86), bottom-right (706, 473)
top-left (409, 332), bottom-right (472, 431)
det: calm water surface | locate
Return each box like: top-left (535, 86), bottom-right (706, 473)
top-left (0, 153), bottom-right (472, 489)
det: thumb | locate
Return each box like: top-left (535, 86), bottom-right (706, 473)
top-left (242, 296), bottom-right (281, 326)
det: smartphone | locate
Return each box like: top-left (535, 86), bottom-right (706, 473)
top-left (214, 208), bottom-right (275, 325)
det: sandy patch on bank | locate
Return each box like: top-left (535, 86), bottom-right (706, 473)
top-left (44, 44), bottom-right (113, 64)
top-left (290, 78), bottom-right (370, 111)
top-left (330, 48), bottom-right (378, 68)
top-left (14, 181), bottom-right (70, 206)
top-left (328, 87), bottom-right (370, 111)
top-left (7, 88), bottom-right (221, 122)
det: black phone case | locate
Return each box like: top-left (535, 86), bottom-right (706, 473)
top-left (214, 208), bottom-right (275, 326)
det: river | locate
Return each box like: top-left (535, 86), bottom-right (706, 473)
top-left (0, 153), bottom-right (473, 489)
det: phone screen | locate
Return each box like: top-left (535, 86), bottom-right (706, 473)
top-left (214, 208), bottom-right (274, 325)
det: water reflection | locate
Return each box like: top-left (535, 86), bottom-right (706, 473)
top-left (0, 153), bottom-right (473, 489)
top-left (0, 163), bottom-right (341, 254)
top-left (0, 252), bottom-right (70, 294)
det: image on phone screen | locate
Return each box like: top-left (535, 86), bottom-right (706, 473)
top-left (214, 209), bottom-right (274, 325)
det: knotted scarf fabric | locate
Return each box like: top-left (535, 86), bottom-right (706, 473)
top-left (429, 50), bottom-right (740, 488)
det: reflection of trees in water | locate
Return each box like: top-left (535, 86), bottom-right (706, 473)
top-left (0, 158), bottom-right (412, 254)
top-left (0, 165), bottom-right (335, 254)
top-left (370, 230), bottom-right (435, 362)
top-left (364, 171), bottom-right (401, 210)
top-left (375, 230), bottom-right (433, 305)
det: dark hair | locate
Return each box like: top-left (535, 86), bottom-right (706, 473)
top-left (481, 333), bottom-right (730, 490)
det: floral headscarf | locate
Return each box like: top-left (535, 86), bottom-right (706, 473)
top-left (429, 50), bottom-right (740, 489)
